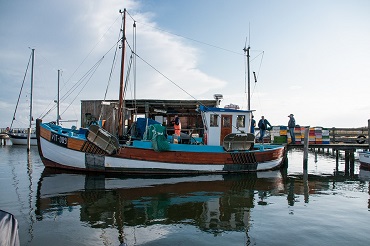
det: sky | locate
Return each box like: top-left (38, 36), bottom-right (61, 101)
top-left (1, 0), bottom-right (370, 129)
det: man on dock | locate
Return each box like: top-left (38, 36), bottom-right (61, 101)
top-left (288, 113), bottom-right (296, 144)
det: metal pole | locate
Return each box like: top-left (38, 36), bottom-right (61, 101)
top-left (247, 47), bottom-right (251, 110)
top-left (27, 49), bottom-right (35, 151)
top-left (57, 69), bottom-right (60, 125)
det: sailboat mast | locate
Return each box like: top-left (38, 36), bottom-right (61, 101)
top-left (247, 46), bottom-right (250, 110)
top-left (27, 48), bottom-right (35, 151)
top-left (117, 9), bottom-right (126, 138)
top-left (57, 69), bottom-right (60, 125)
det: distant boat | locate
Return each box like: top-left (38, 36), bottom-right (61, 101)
top-left (7, 130), bottom-right (37, 146)
top-left (359, 151), bottom-right (370, 170)
top-left (36, 9), bottom-right (286, 174)
top-left (7, 49), bottom-right (36, 147)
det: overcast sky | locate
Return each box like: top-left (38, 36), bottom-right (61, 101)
top-left (1, 0), bottom-right (370, 129)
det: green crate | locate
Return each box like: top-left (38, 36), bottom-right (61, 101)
top-left (273, 136), bottom-right (287, 143)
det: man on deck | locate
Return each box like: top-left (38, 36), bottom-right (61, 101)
top-left (172, 114), bottom-right (181, 136)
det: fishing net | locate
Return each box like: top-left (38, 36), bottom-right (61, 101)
top-left (148, 124), bottom-right (170, 152)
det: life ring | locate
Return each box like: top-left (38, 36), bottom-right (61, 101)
top-left (357, 135), bottom-right (366, 144)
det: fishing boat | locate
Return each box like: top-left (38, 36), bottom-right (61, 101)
top-left (359, 151), bottom-right (370, 170)
top-left (7, 49), bottom-right (37, 147)
top-left (36, 9), bottom-right (286, 174)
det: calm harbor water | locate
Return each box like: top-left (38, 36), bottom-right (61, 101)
top-left (1, 142), bottom-right (370, 246)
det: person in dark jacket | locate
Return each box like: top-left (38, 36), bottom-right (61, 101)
top-left (288, 113), bottom-right (296, 144)
top-left (258, 116), bottom-right (271, 142)
top-left (250, 115), bottom-right (256, 134)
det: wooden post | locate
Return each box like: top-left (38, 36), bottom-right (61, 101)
top-left (335, 150), bottom-right (339, 172)
top-left (303, 169), bottom-right (309, 203)
top-left (332, 127), bottom-right (336, 143)
top-left (350, 150), bottom-right (355, 176)
top-left (303, 127), bottom-right (309, 170)
top-left (344, 151), bottom-right (349, 175)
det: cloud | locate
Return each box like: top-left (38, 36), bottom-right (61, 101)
top-left (0, 0), bottom-right (228, 128)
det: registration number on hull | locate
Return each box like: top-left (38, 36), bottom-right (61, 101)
top-left (51, 132), bottom-right (68, 147)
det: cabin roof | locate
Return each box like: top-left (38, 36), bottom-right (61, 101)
top-left (81, 99), bottom-right (219, 115)
top-left (199, 105), bottom-right (254, 113)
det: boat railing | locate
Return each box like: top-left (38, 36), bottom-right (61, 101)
top-left (6, 128), bottom-right (36, 134)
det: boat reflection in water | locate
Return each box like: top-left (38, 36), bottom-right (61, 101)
top-left (36, 168), bottom-right (284, 244)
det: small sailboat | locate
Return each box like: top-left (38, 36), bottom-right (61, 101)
top-left (36, 9), bottom-right (286, 174)
top-left (7, 129), bottom-right (37, 146)
top-left (7, 49), bottom-right (37, 148)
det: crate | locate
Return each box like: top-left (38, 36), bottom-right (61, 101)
top-left (273, 136), bottom-right (287, 143)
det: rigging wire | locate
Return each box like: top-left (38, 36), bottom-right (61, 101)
top-left (61, 58), bottom-right (104, 116)
top-left (10, 50), bottom-right (32, 129)
top-left (136, 21), bottom-right (243, 56)
top-left (39, 15), bottom-right (121, 120)
top-left (40, 57), bottom-right (104, 119)
top-left (60, 16), bottom-right (121, 96)
top-left (40, 38), bottom-right (123, 119)
top-left (133, 52), bottom-right (198, 101)
top-left (133, 50), bottom-right (245, 132)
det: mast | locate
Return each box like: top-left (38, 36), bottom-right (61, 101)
top-left (57, 69), bottom-right (60, 125)
top-left (243, 44), bottom-right (251, 110)
top-left (117, 9), bottom-right (126, 138)
top-left (27, 48), bottom-right (35, 151)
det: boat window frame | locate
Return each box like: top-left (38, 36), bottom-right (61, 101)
top-left (236, 115), bottom-right (245, 128)
top-left (210, 114), bottom-right (219, 127)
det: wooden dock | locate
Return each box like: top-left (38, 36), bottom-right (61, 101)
top-left (0, 133), bottom-right (9, 145)
top-left (288, 143), bottom-right (369, 151)
top-left (287, 139), bottom-right (369, 177)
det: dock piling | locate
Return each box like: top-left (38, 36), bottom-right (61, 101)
top-left (303, 127), bottom-right (309, 170)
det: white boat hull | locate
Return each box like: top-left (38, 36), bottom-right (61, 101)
top-left (8, 133), bottom-right (37, 146)
top-left (39, 137), bottom-right (284, 173)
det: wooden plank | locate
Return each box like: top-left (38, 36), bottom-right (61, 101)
top-left (67, 137), bottom-right (85, 151)
top-left (40, 127), bottom-right (51, 140)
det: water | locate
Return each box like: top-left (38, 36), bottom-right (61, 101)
top-left (1, 144), bottom-right (369, 246)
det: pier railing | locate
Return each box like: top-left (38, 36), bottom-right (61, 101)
top-left (0, 128), bottom-right (33, 134)
top-left (330, 127), bottom-right (368, 144)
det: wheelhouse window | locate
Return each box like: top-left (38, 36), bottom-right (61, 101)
top-left (222, 116), bottom-right (231, 127)
top-left (210, 114), bottom-right (219, 127)
top-left (236, 115), bottom-right (245, 128)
